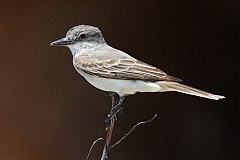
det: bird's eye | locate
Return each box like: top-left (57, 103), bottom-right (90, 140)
top-left (80, 34), bottom-right (86, 39)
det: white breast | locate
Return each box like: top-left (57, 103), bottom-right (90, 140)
top-left (73, 65), bottom-right (162, 96)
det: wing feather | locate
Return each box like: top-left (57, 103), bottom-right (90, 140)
top-left (74, 55), bottom-right (181, 82)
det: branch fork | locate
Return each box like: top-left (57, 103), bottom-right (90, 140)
top-left (86, 93), bottom-right (157, 160)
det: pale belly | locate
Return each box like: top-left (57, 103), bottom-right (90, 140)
top-left (76, 69), bottom-right (162, 96)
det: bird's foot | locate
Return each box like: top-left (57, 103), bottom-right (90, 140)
top-left (105, 105), bottom-right (122, 129)
top-left (105, 95), bottom-right (125, 129)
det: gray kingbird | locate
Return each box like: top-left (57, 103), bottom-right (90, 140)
top-left (50, 25), bottom-right (225, 107)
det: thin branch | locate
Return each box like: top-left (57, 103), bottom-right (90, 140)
top-left (100, 93), bottom-right (157, 159)
top-left (101, 119), bottom-right (115, 160)
top-left (110, 114), bottom-right (158, 149)
top-left (86, 137), bottom-right (104, 160)
top-left (101, 93), bottom-right (117, 160)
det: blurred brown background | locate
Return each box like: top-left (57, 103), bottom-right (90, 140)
top-left (0, 0), bottom-right (239, 160)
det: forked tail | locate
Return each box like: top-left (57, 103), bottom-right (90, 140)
top-left (156, 81), bottom-right (225, 100)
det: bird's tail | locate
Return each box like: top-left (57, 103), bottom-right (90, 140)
top-left (156, 81), bottom-right (225, 100)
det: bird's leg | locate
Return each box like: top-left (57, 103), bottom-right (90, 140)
top-left (105, 94), bottom-right (125, 128)
top-left (111, 96), bottom-right (125, 119)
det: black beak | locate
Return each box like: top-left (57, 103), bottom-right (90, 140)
top-left (50, 37), bottom-right (74, 46)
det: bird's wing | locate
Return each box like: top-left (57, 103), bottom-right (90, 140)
top-left (74, 55), bottom-right (181, 82)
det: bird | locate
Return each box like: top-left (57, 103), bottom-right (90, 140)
top-left (50, 25), bottom-right (224, 116)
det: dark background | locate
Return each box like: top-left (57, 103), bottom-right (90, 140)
top-left (0, 0), bottom-right (239, 159)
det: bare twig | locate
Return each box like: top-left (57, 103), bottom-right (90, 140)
top-left (110, 114), bottom-right (157, 149)
top-left (86, 137), bottom-right (104, 160)
top-left (101, 93), bottom-right (117, 160)
top-left (100, 93), bottom-right (157, 159)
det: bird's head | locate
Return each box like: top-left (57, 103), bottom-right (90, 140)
top-left (50, 25), bottom-right (105, 54)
